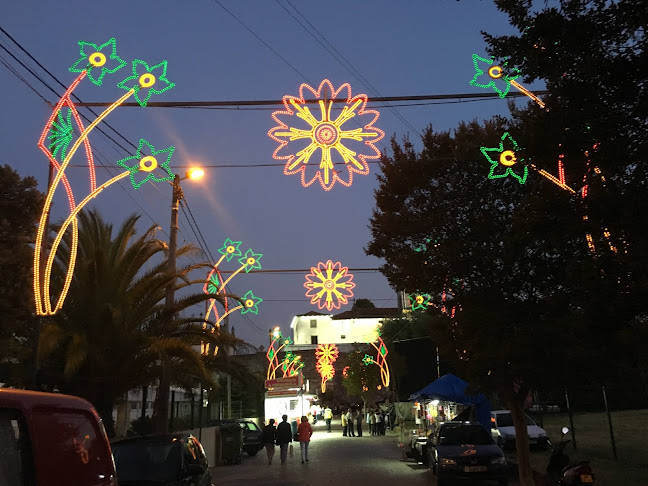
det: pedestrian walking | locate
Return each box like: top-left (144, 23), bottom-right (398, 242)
top-left (341, 408), bottom-right (348, 436)
top-left (324, 406), bottom-right (333, 433)
top-left (356, 410), bottom-right (363, 437)
top-left (370, 409), bottom-right (377, 435)
top-left (297, 415), bottom-right (313, 464)
top-left (262, 418), bottom-right (277, 465)
top-left (276, 414), bottom-right (293, 464)
top-left (347, 409), bottom-right (355, 437)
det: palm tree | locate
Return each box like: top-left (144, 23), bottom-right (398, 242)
top-left (38, 209), bottom-right (244, 435)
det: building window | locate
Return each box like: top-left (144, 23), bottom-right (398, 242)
top-left (310, 319), bottom-right (317, 328)
top-left (311, 335), bottom-right (318, 345)
top-left (341, 335), bottom-right (346, 340)
top-left (130, 403), bottom-right (138, 410)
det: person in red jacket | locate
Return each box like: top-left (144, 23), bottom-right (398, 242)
top-left (297, 415), bottom-right (313, 464)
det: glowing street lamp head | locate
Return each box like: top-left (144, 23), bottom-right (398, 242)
top-left (272, 326), bottom-right (281, 338)
top-left (187, 167), bottom-right (204, 180)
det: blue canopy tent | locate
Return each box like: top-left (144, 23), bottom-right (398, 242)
top-left (409, 374), bottom-right (491, 431)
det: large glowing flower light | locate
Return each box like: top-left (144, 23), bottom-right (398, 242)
top-left (315, 343), bottom-right (339, 393)
top-left (268, 79), bottom-right (384, 191)
top-left (33, 38), bottom-right (176, 316)
top-left (304, 260), bottom-right (355, 311)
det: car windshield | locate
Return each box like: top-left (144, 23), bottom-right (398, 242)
top-left (439, 424), bottom-right (494, 445)
top-left (246, 421), bottom-right (260, 431)
top-left (112, 441), bottom-right (181, 482)
top-left (495, 413), bottom-right (535, 427)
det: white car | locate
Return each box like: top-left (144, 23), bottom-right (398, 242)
top-left (490, 410), bottom-right (550, 450)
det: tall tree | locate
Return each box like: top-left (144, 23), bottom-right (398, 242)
top-left (342, 344), bottom-right (386, 413)
top-left (0, 165), bottom-right (43, 387)
top-left (38, 209), bottom-right (242, 435)
top-left (367, 121), bottom-right (598, 485)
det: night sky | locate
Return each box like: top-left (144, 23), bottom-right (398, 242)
top-left (0, 1), bottom-right (540, 347)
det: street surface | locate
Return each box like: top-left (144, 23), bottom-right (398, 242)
top-left (210, 421), bottom-right (520, 486)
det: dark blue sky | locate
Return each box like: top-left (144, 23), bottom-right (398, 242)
top-left (0, 1), bottom-right (535, 347)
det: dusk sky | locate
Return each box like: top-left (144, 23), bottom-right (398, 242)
top-left (0, 1), bottom-right (539, 348)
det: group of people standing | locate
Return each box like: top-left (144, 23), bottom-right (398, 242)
top-left (324, 407), bottom-right (388, 437)
top-left (341, 408), bottom-right (364, 437)
top-left (262, 414), bottom-right (313, 465)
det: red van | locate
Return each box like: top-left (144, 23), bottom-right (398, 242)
top-left (0, 388), bottom-right (117, 486)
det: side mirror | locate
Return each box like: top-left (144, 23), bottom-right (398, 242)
top-left (186, 464), bottom-right (205, 476)
top-left (561, 426), bottom-right (569, 435)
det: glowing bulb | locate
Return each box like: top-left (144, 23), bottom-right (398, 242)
top-left (187, 167), bottom-right (204, 180)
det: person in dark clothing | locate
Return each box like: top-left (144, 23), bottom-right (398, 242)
top-left (276, 414), bottom-right (293, 464)
top-left (356, 411), bottom-right (363, 437)
top-left (262, 418), bottom-right (277, 464)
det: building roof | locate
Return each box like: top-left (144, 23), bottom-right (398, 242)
top-left (331, 307), bottom-right (401, 320)
top-left (296, 310), bottom-right (329, 317)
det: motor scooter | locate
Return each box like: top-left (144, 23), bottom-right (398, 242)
top-left (546, 427), bottom-right (595, 485)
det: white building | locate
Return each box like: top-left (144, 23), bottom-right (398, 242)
top-left (289, 308), bottom-right (400, 347)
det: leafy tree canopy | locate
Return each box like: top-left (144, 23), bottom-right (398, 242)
top-left (352, 298), bottom-right (376, 309)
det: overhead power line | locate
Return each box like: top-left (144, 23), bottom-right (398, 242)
top-left (73, 90), bottom-right (547, 108)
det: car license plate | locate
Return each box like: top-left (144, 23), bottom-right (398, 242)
top-left (464, 466), bottom-right (487, 472)
top-left (580, 475), bottom-right (593, 483)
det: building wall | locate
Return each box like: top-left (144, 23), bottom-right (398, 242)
top-left (291, 314), bottom-right (382, 345)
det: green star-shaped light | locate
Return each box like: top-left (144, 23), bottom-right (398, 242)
top-left (116, 139), bottom-right (175, 189)
top-left (218, 238), bottom-right (243, 262)
top-left (241, 290), bottom-right (262, 315)
top-left (48, 109), bottom-right (73, 161)
top-left (283, 337), bottom-right (293, 346)
top-left (362, 354), bottom-right (374, 366)
top-left (409, 293), bottom-right (431, 311)
top-left (239, 249), bottom-right (263, 273)
top-left (117, 59), bottom-right (175, 107)
top-left (480, 132), bottom-right (528, 185)
top-left (469, 54), bottom-right (520, 98)
top-left (69, 38), bottom-right (126, 86)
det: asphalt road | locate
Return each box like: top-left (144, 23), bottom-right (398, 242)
top-left (210, 421), bottom-right (520, 486)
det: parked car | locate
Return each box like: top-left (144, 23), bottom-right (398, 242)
top-left (0, 388), bottom-right (117, 486)
top-left (111, 434), bottom-right (212, 486)
top-left (205, 419), bottom-right (263, 456)
top-left (490, 410), bottom-right (550, 450)
top-left (430, 421), bottom-right (509, 486)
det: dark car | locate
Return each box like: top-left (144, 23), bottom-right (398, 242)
top-left (205, 419), bottom-right (264, 456)
top-left (111, 434), bottom-right (212, 486)
top-left (430, 422), bottom-right (509, 486)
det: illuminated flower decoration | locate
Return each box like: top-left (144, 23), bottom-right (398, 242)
top-left (238, 249), bottom-right (263, 273)
top-left (117, 59), bottom-right (175, 107)
top-left (48, 109), bottom-right (74, 161)
top-left (315, 343), bottom-right (339, 364)
top-left (469, 54), bottom-right (520, 98)
top-left (69, 38), bottom-right (126, 86)
top-left (268, 79), bottom-right (384, 191)
top-left (410, 293), bottom-right (431, 311)
top-left (362, 354), bottom-right (374, 366)
top-left (480, 132), bottom-right (528, 184)
top-left (304, 260), bottom-right (355, 311)
top-left (241, 290), bottom-right (262, 315)
top-left (218, 238), bottom-right (243, 262)
top-left (282, 336), bottom-right (293, 346)
top-left (117, 139), bottom-right (175, 189)
top-left (316, 360), bottom-right (335, 380)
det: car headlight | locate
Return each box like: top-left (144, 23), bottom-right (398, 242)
top-left (439, 458), bottom-right (456, 466)
top-left (491, 456), bottom-right (507, 465)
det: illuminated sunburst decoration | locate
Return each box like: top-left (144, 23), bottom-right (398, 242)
top-left (33, 38), bottom-right (176, 316)
top-left (315, 343), bottom-right (339, 393)
top-left (268, 79), bottom-right (384, 191)
top-left (304, 260), bottom-right (355, 311)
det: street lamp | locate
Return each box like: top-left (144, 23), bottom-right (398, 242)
top-left (154, 168), bottom-right (204, 434)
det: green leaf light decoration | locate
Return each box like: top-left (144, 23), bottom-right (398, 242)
top-left (48, 109), bottom-right (74, 161)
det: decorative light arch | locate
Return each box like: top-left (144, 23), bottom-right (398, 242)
top-left (33, 38), bottom-right (176, 316)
